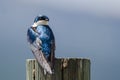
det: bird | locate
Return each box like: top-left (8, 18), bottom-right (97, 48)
top-left (27, 15), bottom-right (55, 74)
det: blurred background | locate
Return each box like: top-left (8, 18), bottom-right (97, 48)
top-left (0, 0), bottom-right (120, 80)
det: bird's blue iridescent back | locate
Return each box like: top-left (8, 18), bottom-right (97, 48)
top-left (27, 25), bottom-right (55, 58)
top-left (36, 25), bottom-right (55, 58)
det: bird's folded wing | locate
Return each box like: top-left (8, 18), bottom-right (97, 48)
top-left (30, 44), bottom-right (53, 74)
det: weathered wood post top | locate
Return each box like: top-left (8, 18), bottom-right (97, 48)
top-left (26, 58), bottom-right (90, 80)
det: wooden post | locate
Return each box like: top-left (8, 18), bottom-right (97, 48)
top-left (26, 58), bottom-right (90, 80)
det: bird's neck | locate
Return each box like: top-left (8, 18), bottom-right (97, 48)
top-left (36, 20), bottom-right (48, 26)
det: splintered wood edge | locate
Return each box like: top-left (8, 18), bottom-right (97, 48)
top-left (26, 58), bottom-right (90, 61)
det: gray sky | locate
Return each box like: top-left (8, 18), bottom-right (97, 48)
top-left (0, 0), bottom-right (120, 80)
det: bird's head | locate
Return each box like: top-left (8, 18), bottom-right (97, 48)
top-left (32, 15), bottom-right (49, 27)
